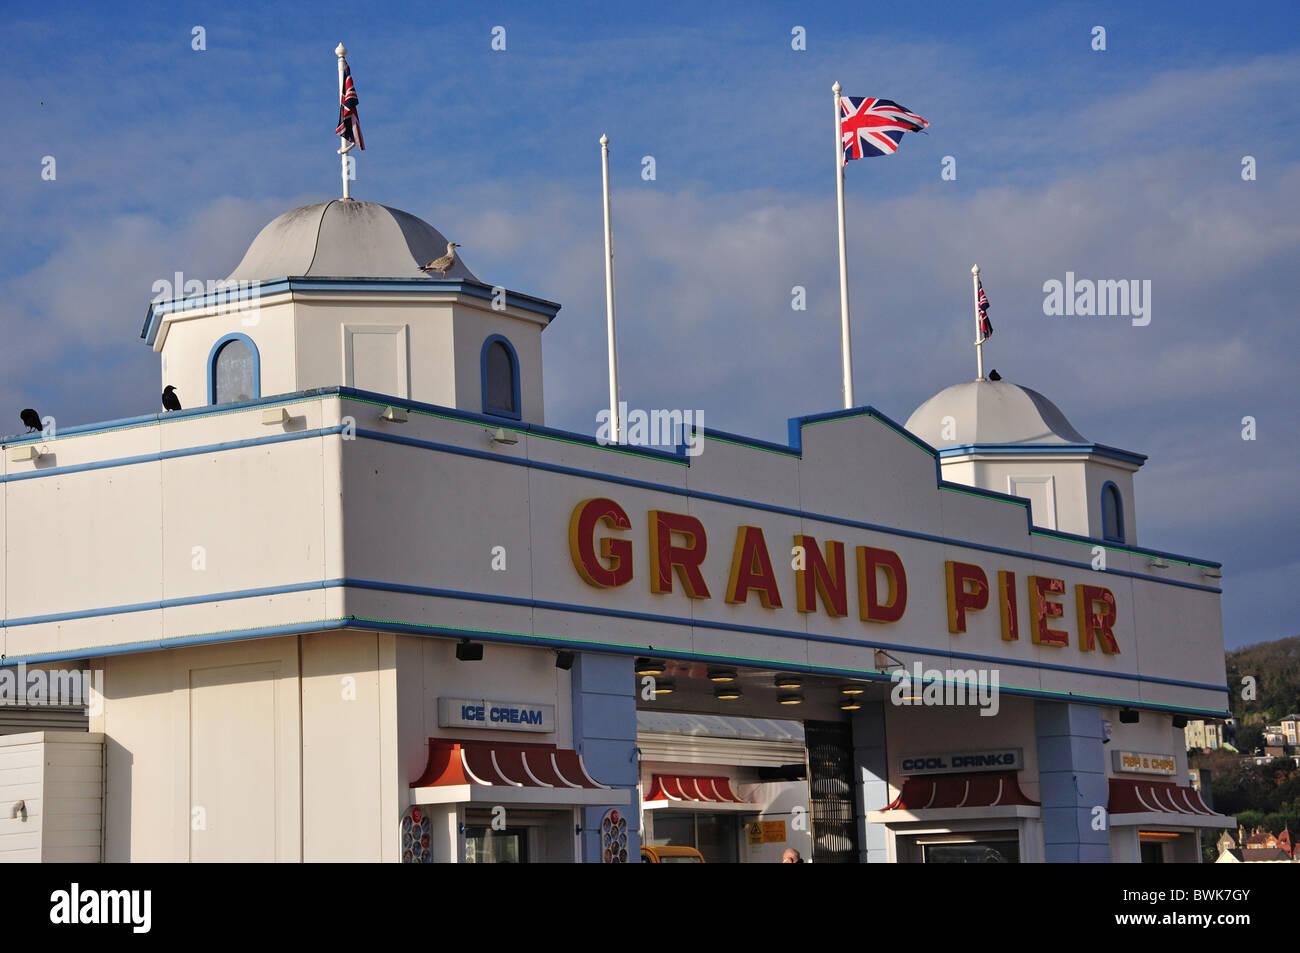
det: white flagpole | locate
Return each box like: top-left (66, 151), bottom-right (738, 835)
top-left (600, 134), bottom-right (621, 444)
top-left (336, 44), bottom-right (351, 200)
top-left (972, 264), bottom-right (985, 381)
top-left (833, 82), bottom-right (854, 409)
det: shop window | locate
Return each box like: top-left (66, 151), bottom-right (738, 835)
top-left (921, 839), bottom-right (1020, 863)
top-left (208, 334), bottom-right (259, 405)
top-left (481, 335), bottom-right (521, 419)
top-left (650, 811), bottom-right (739, 863)
top-left (1102, 482), bottom-right (1125, 542)
top-left (465, 826), bottom-right (530, 863)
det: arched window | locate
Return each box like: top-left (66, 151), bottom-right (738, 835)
top-left (481, 335), bottom-right (521, 419)
top-left (1101, 482), bottom-right (1125, 542)
top-left (208, 334), bottom-right (260, 405)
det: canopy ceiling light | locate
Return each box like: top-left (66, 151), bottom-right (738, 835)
top-left (777, 693), bottom-right (803, 706)
top-left (774, 676), bottom-right (802, 690)
top-left (708, 668), bottom-right (738, 682)
top-left (840, 684), bottom-right (865, 695)
top-left (653, 679), bottom-right (676, 695)
top-left (714, 686), bottom-right (743, 701)
top-left (635, 658), bottom-right (664, 676)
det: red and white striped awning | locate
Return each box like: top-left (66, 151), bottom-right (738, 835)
top-left (410, 738), bottom-right (610, 790)
top-left (884, 771), bottom-right (1039, 811)
top-left (645, 774), bottom-right (748, 804)
top-left (1107, 778), bottom-right (1221, 818)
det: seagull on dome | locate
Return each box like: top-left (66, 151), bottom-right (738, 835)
top-left (419, 242), bottom-right (460, 278)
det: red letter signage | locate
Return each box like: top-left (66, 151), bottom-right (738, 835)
top-left (569, 498), bottom-right (634, 589)
top-left (726, 526), bottom-right (783, 608)
top-left (648, 510), bottom-right (711, 599)
top-left (945, 561), bottom-right (989, 634)
top-left (857, 546), bottom-right (907, 623)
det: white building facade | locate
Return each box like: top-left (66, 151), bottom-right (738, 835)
top-left (0, 199), bottom-right (1233, 863)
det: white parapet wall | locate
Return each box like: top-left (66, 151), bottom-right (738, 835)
top-left (0, 731), bottom-right (104, 862)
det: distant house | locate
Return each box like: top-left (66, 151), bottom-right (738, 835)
top-left (1280, 714), bottom-right (1300, 747)
top-left (1246, 829), bottom-right (1279, 850)
top-left (1184, 719), bottom-right (1226, 751)
top-left (1217, 847), bottom-right (1294, 863)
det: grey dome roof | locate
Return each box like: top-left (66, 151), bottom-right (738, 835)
top-left (226, 200), bottom-right (478, 282)
top-left (905, 379), bottom-right (1088, 448)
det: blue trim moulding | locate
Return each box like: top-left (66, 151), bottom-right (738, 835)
top-left (0, 386), bottom-right (1222, 571)
top-left (0, 609), bottom-right (1231, 720)
top-left (206, 332), bottom-right (262, 406)
top-left (140, 277), bottom-right (562, 347)
top-left (0, 574), bottom-right (1229, 694)
top-left (938, 442), bottom-right (1148, 468)
top-left (479, 333), bottom-right (522, 420)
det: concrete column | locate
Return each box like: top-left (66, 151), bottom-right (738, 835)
top-left (851, 702), bottom-right (890, 863)
top-left (1035, 701), bottom-right (1110, 862)
top-left (570, 652), bottom-right (639, 862)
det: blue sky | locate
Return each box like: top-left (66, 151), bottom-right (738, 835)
top-left (5, 0), bottom-right (1299, 649)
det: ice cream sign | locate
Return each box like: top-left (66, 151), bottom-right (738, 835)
top-left (439, 697), bottom-right (555, 733)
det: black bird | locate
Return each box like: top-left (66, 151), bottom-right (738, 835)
top-left (988, 369), bottom-right (1002, 381)
top-left (19, 408), bottom-right (41, 432)
top-left (161, 386), bottom-right (182, 412)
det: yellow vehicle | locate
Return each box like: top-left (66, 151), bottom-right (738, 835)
top-left (641, 845), bottom-right (706, 863)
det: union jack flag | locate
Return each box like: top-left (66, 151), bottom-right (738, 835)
top-left (839, 96), bottom-right (928, 163)
top-left (977, 278), bottom-right (993, 340)
top-left (335, 62), bottom-right (364, 150)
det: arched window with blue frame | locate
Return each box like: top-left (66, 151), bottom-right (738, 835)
top-left (481, 334), bottom-right (521, 419)
top-left (207, 333), bottom-right (260, 405)
top-left (1101, 481), bottom-right (1125, 543)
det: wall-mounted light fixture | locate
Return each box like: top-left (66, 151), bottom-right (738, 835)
top-left (1119, 709), bottom-right (1140, 724)
top-left (490, 428), bottom-right (519, 445)
top-left (635, 658), bottom-right (664, 676)
top-left (555, 650), bottom-right (575, 671)
top-left (455, 640), bottom-right (484, 662)
top-left (10, 446), bottom-right (40, 462)
top-left (261, 407), bottom-right (290, 426)
top-left (381, 406), bottom-right (408, 423)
